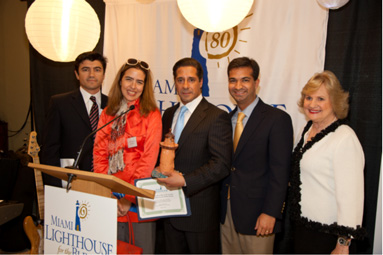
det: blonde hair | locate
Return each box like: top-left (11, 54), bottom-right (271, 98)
top-left (298, 70), bottom-right (349, 119)
top-left (106, 62), bottom-right (157, 116)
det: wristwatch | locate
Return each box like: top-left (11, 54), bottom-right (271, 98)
top-left (337, 236), bottom-right (351, 246)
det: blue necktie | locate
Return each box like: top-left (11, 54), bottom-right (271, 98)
top-left (174, 106), bottom-right (187, 143)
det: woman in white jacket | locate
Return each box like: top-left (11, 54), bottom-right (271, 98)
top-left (289, 70), bottom-right (366, 254)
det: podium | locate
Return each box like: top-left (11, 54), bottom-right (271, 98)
top-left (28, 163), bottom-right (155, 199)
top-left (27, 163), bottom-right (155, 254)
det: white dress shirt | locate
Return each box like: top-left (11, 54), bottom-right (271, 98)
top-left (80, 87), bottom-right (102, 115)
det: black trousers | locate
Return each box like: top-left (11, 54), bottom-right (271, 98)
top-left (293, 223), bottom-right (357, 254)
top-left (162, 219), bottom-right (220, 254)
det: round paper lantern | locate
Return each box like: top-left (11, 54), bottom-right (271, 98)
top-left (317, 0), bottom-right (350, 9)
top-left (25, 0), bottom-right (100, 62)
top-left (177, 0), bottom-right (254, 32)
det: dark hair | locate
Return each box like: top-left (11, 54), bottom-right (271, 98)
top-left (74, 51), bottom-right (107, 73)
top-left (227, 57), bottom-right (260, 80)
top-left (106, 61), bottom-right (157, 117)
top-left (172, 58), bottom-right (203, 81)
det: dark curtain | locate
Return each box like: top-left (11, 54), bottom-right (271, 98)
top-left (324, 0), bottom-right (382, 253)
top-left (27, 0), bottom-right (105, 144)
top-left (276, 1), bottom-right (381, 254)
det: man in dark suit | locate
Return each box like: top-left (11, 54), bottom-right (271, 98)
top-left (40, 51), bottom-right (108, 186)
top-left (220, 57), bottom-right (293, 254)
top-left (157, 58), bottom-right (232, 253)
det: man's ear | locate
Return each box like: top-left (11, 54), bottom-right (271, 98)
top-left (74, 70), bottom-right (79, 80)
top-left (255, 79), bottom-right (260, 94)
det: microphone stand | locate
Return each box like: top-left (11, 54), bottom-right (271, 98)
top-left (65, 105), bottom-right (135, 191)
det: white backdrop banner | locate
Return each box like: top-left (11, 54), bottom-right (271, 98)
top-left (103, 0), bottom-right (328, 139)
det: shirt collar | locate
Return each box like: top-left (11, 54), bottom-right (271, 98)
top-left (236, 96), bottom-right (259, 117)
top-left (179, 94), bottom-right (203, 115)
top-left (80, 87), bottom-right (101, 105)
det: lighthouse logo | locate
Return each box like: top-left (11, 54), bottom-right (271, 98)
top-left (75, 200), bottom-right (90, 232)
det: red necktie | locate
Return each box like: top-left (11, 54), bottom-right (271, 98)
top-left (89, 96), bottom-right (99, 172)
top-left (89, 96), bottom-right (99, 132)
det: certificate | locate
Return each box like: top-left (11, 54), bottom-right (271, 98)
top-left (135, 178), bottom-right (191, 220)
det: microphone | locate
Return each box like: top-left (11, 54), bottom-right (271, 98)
top-left (69, 105), bottom-right (135, 170)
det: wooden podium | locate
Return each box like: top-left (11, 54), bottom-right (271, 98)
top-left (28, 163), bottom-right (155, 199)
top-left (28, 162), bottom-right (155, 254)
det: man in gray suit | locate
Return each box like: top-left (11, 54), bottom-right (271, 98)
top-left (41, 51), bottom-right (108, 186)
top-left (157, 58), bottom-right (232, 253)
top-left (220, 57), bottom-right (293, 254)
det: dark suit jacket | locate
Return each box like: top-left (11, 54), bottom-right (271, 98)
top-left (41, 89), bottom-right (108, 185)
top-left (161, 98), bottom-right (232, 232)
top-left (220, 98), bottom-right (293, 235)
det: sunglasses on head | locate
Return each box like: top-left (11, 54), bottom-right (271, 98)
top-left (126, 58), bottom-right (150, 70)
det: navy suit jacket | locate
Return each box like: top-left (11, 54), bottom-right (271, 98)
top-left (220, 98), bottom-right (293, 234)
top-left (162, 98), bottom-right (232, 232)
top-left (41, 89), bottom-right (108, 185)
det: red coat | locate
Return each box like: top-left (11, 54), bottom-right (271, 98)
top-left (94, 100), bottom-right (162, 222)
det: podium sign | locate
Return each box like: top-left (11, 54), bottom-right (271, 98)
top-left (44, 186), bottom-right (117, 254)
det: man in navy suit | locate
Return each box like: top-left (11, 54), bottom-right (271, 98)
top-left (220, 57), bottom-right (293, 254)
top-left (41, 51), bottom-right (108, 186)
top-left (157, 58), bottom-right (232, 253)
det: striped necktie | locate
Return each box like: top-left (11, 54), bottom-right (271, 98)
top-left (89, 96), bottom-right (99, 172)
top-left (89, 96), bottom-right (99, 132)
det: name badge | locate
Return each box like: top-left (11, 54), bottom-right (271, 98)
top-left (127, 137), bottom-right (137, 148)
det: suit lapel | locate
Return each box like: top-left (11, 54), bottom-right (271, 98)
top-left (101, 94), bottom-right (108, 109)
top-left (71, 90), bottom-right (92, 130)
top-left (234, 99), bottom-right (267, 159)
top-left (176, 98), bottom-right (208, 151)
top-left (164, 103), bottom-right (179, 136)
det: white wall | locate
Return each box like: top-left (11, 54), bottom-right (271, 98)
top-left (373, 156), bottom-right (382, 254)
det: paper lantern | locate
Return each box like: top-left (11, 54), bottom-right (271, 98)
top-left (177, 0), bottom-right (254, 32)
top-left (25, 0), bottom-right (100, 62)
top-left (317, 0), bottom-right (350, 9)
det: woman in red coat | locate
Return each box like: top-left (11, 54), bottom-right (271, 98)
top-left (93, 58), bottom-right (162, 253)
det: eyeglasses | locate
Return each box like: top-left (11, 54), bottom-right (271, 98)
top-left (126, 58), bottom-right (150, 71)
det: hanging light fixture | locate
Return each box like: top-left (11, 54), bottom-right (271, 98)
top-left (25, 0), bottom-right (100, 62)
top-left (177, 0), bottom-right (254, 32)
top-left (317, 0), bottom-right (350, 9)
